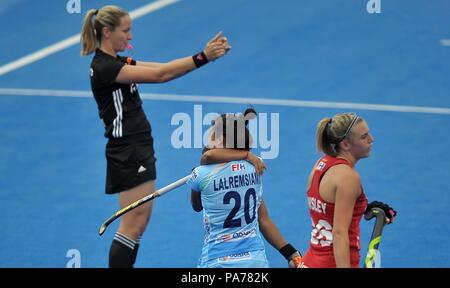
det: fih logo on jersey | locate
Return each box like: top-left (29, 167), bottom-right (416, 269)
top-left (317, 161), bottom-right (326, 171)
top-left (130, 83), bottom-right (138, 94)
top-left (231, 163), bottom-right (245, 172)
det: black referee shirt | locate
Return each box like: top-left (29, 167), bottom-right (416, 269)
top-left (90, 49), bottom-right (150, 138)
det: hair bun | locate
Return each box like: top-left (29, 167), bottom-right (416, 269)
top-left (243, 107), bottom-right (257, 127)
top-left (244, 107), bottom-right (257, 119)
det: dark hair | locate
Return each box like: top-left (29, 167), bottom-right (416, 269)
top-left (211, 107), bottom-right (257, 150)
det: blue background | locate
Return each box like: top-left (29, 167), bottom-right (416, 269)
top-left (0, 0), bottom-right (449, 267)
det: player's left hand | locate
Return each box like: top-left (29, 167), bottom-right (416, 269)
top-left (204, 31), bottom-right (231, 61)
top-left (288, 252), bottom-right (305, 268)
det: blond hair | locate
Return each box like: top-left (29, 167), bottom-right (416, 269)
top-left (80, 6), bottom-right (128, 56)
top-left (316, 112), bottom-right (363, 156)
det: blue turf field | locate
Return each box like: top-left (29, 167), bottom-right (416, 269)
top-left (0, 0), bottom-right (449, 268)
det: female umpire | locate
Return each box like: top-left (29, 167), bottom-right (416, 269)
top-left (80, 5), bottom-right (230, 267)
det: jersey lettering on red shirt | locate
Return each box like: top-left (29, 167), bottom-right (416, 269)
top-left (303, 155), bottom-right (368, 268)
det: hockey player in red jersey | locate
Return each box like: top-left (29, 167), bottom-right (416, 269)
top-left (302, 113), bottom-right (396, 268)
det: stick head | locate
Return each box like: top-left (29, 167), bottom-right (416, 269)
top-left (98, 224), bottom-right (107, 236)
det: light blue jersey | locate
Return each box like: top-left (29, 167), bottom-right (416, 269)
top-left (188, 160), bottom-right (267, 267)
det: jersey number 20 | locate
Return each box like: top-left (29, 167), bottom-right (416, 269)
top-left (223, 188), bottom-right (257, 228)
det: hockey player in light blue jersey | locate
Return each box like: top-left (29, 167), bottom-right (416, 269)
top-left (188, 108), bottom-right (303, 268)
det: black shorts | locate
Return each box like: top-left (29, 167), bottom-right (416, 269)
top-left (105, 133), bottom-right (157, 194)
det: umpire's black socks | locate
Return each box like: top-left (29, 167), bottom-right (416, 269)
top-left (109, 232), bottom-right (139, 268)
top-left (130, 236), bottom-right (141, 266)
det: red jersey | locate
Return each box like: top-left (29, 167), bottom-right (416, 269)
top-left (302, 155), bottom-right (368, 268)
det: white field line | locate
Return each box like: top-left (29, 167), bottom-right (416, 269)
top-left (0, 0), bottom-right (181, 76)
top-left (0, 87), bottom-right (449, 115)
top-left (440, 39), bottom-right (450, 47)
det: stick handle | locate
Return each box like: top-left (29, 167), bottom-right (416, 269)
top-left (155, 175), bottom-right (191, 197)
top-left (98, 175), bottom-right (191, 236)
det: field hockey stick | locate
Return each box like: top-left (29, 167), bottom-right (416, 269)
top-left (98, 175), bottom-right (191, 236)
top-left (363, 207), bottom-right (387, 268)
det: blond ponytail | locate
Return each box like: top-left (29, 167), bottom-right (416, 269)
top-left (316, 117), bottom-right (335, 156)
top-left (80, 9), bottom-right (98, 56)
top-left (80, 6), bottom-right (129, 56)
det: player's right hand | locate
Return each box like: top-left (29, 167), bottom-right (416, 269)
top-left (366, 201), bottom-right (397, 224)
top-left (246, 152), bottom-right (267, 175)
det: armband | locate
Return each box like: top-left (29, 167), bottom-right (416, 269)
top-left (192, 52), bottom-right (209, 68)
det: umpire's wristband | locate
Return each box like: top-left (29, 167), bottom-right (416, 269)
top-left (279, 243), bottom-right (298, 260)
top-left (192, 51), bottom-right (209, 68)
